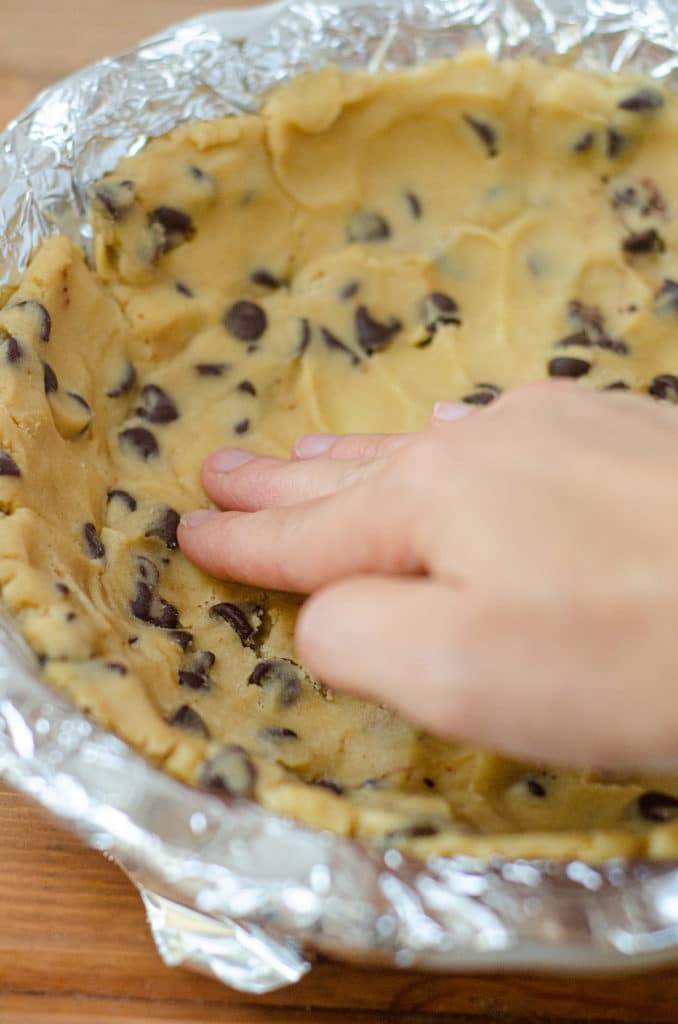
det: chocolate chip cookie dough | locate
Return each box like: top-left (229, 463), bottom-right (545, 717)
top-left (3, 52), bottom-right (678, 861)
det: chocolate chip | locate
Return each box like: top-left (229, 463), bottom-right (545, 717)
top-left (119, 426), bottom-right (159, 460)
top-left (168, 704), bottom-right (209, 738)
top-left (13, 300), bottom-right (51, 342)
top-left (234, 418), bottom-right (250, 436)
top-left (106, 361), bottom-right (137, 398)
top-left (250, 268), bottom-right (283, 289)
top-left (355, 306), bottom-right (402, 355)
top-left (525, 777), bottom-right (547, 798)
top-left (224, 300), bottom-right (267, 342)
top-left (82, 522), bottom-right (105, 560)
top-left (105, 662), bottom-right (128, 675)
top-left (195, 362), bottom-right (229, 377)
top-left (67, 392), bottom-right (92, 417)
top-left (555, 330), bottom-right (592, 349)
top-left (405, 191), bottom-right (423, 218)
top-left (603, 381), bottom-right (630, 391)
top-left (145, 506), bottom-right (180, 549)
top-left (5, 337), bottom-right (22, 364)
top-left (313, 778), bottom-right (344, 795)
top-left (128, 635), bottom-right (138, 646)
top-left (634, 790), bottom-right (678, 822)
top-left (135, 555), bottom-right (159, 587)
top-left (548, 356), bottom-right (591, 378)
top-left (259, 726), bottom-right (299, 740)
top-left (178, 670), bottom-right (210, 691)
top-left (175, 280), bottom-right (194, 298)
top-left (463, 114), bottom-right (498, 157)
top-left (201, 744), bottom-right (256, 797)
top-left (423, 777), bottom-right (435, 789)
top-left (248, 658), bottom-right (304, 707)
top-left (419, 292), bottom-right (461, 333)
top-left (654, 278), bottom-right (678, 316)
top-left (237, 380), bottom-right (257, 396)
top-left (42, 361), bottom-right (58, 394)
top-left (209, 601), bottom-right (264, 649)
top-left (296, 319), bottom-right (312, 357)
top-left (192, 650), bottom-right (215, 674)
top-left (622, 229), bottom-right (665, 254)
top-left (189, 164), bottom-right (210, 181)
top-left (386, 823), bottom-right (440, 840)
top-left (93, 179), bottom-right (136, 220)
top-left (167, 629), bottom-right (193, 651)
top-left (463, 384), bottom-right (500, 406)
top-left (149, 206), bottom-right (195, 251)
top-left (136, 384), bottom-right (179, 424)
top-left (595, 336), bottom-right (630, 355)
top-left (339, 280), bottom-right (360, 301)
top-left (54, 582), bottom-right (70, 596)
top-left (0, 450), bottom-right (20, 477)
top-left (648, 373), bottom-right (678, 402)
top-left (130, 581), bottom-right (178, 628)
top-left (569, 300), bottom-right (604, 333)
top-left (618, 88), bottom-right (664, 112)
top-left (606, 128), bottom-right (626, 159)
top-left (321, 327), bottom-right (360, 366)
top-left (106, 489), bottom-right (137, 512)
top-left (347, 211), bottom-right (391, 244)
top-left (65, 612), bottom-right (77, 622)
top-left (573, 131), bottom-right (595, 153)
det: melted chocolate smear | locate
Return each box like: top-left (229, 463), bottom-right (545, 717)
top-left (248, 658), bottom-right (304, 707)
top-left (346, 211), bottom-right (391, 244)
top-left (106, 489), bottom-right (137, 512)
top-left (145, 506), bottom-right (180, 549)
top-left (201, 744), bottom-right (256, 797)
top-left (119, 426), bottom-right (159, 460)
top-left (548, 356), bottom-right (591, 378)
top-left (313, 778), bottom-right (344, 795)
top-left (321, 327), bottom-right (360, 366)
top-left (106, 361), bottom-right (137, 398)
top-left (224, 300), bottom-right (268, 342)
top-left (82, 522), bottom-right (105, 560)
top-left (136, 384), bottom-right (179, 424)
top-left (355, 306), bottom-right (402, 355)
top-left (168, 704), bottom-right (209, 738)
top-left (618, 88), bottom-right (664, 112)
top-left (0, 450), bottom-right (21, 477)
top-left (209, 601), bottom-right (264, 649)
top-left (463, 114), bottom-right (498, 157)
top-left (42, 361), bottom-right (58, 394)
top-left (167, 629), bottom-right (193, 651)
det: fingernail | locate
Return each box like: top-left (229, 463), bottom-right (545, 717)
top-left (431, 401), bottom-right (473, 422)
top-left (207, 448), bottom-right (256, 473)
top-left (294, 433), bottom-right (337, 458)
top-left (180, 509), bottom-right (219, 529)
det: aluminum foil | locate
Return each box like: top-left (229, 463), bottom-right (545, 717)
top-left (2, 0), bottom-right (678, 993)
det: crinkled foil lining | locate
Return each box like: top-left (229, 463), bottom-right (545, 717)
top-left (2, 0), bottom-right (678, 993)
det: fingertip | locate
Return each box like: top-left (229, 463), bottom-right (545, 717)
top-left (180, 508), bottom-right (220, 529)
top-left (293, 433), bottom-right (337, 459)
top-left (203, 447), bottom-right (257, 475)
top-left (431, 401), bottom-right (474, 423)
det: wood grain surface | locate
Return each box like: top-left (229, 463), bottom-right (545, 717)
top-left (1, 3), bottom-right (678, 1021)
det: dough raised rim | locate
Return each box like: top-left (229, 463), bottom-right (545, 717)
top-left (2, 52), bottom-right (678, 861)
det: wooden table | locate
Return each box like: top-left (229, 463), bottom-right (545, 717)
top-left (1, 3), bottom-right (677, 1021)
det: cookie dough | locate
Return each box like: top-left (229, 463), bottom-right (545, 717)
top-left (3, 53), bottom-right (678, 861)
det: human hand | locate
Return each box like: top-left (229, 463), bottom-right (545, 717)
top-left (178, 382), bottom-right (678, 773)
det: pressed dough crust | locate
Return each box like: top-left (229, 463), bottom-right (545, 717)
top-left (2, 53), bottom-right (678, 860)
